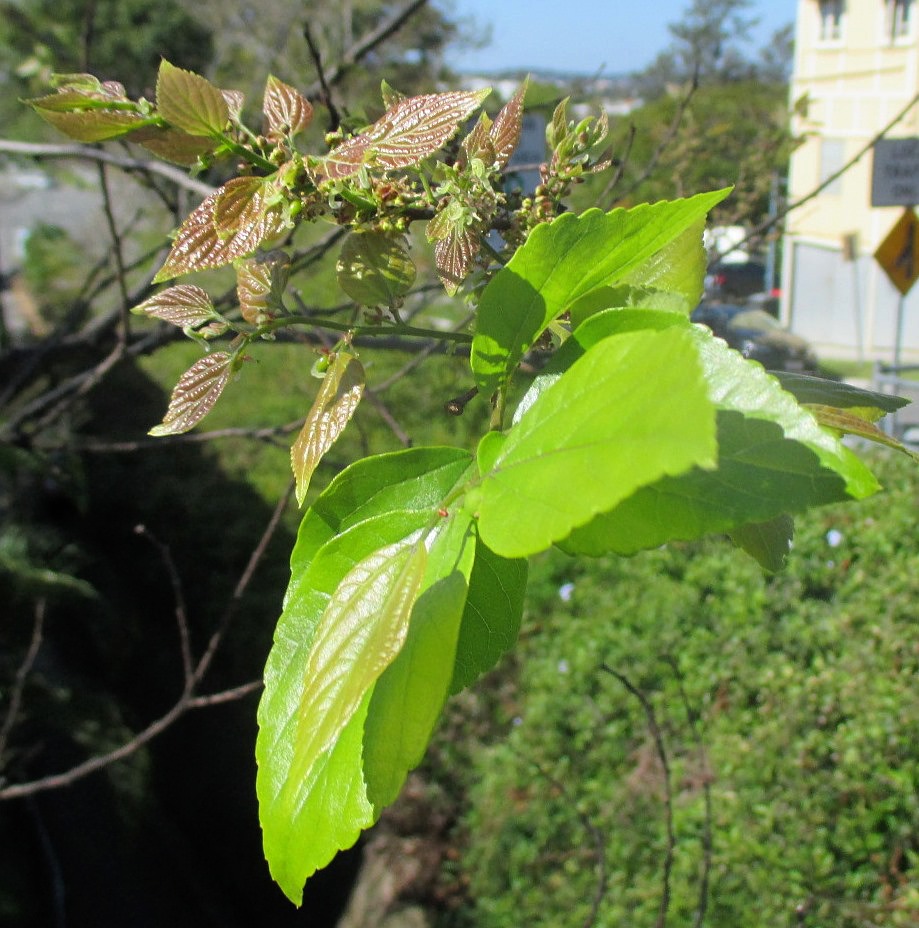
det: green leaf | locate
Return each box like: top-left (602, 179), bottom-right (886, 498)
top-left (292, 446), bottom-right (473, 574)
top-left (129, 125), bottom-right (216, 165)
top-left (257, 514), bottom-right (429, 904)
top-left (263, 74), bottom-right (313, 140)
top-left (291, 350), bottom-right (365, 506)
top-left (30, 107), bottom-right (151, 142)
top-left (804, 405), bottom-right (919, 461)
top-left (476, 326), bottom-right (717, 558)
top-left (774, 371), bottom-right (910, 414)
top-left (363, 512), bottom-right (476, 809)
top-left (558, 325), bottom-right (880, 558)
top-left (730, 514), bottom-right (795, 573)
top-left (450, 535), bottom-right (527, 694)
top-left (149, 351), bottom-right (235, 436)
top-left (336, 232), bottom-right (416, 307)
top-left (155, 59), bottom-right (229, 137)
top-left (470, 191), bottom-right (730, 397)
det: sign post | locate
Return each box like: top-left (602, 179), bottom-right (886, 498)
top-left (874, 207), bottom-right (919, 365)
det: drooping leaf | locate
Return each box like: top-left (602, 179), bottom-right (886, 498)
top-left (131, 284), bottom-right (217, 330)
top-left (149, 351), bottom-right (235, 436)
top-left (336, 232), bottom-right (416, 307)
top-left (363, 512), bottom-right (476, 809)
top-left (470, 191), bottom-right (730, 397)
top-left (155, 59), bottom-right (229, 137)
top-left (261, 533), bottom-right (427, 903)
top-left (236, 250), bottom-right (291, 324)
top-left (263, 74), bottom-right (313, 140)
top-left (449, 534), bottom-right (527, 694)
top-left (774, 371), bottom-right (910, 415)
top-left (257, 511), bottom-right (431, 904)
top-left (291, 351), bottom-right (366, 506)
top-left (804, 404), bottom-right (919, 460)
top-left (730, 513), bottom-right (795, 573)
top-left (29, 101), bottom-right (151, 142)
top-left (292, 447), bottom-right (473, 574)
top-left (434, 225), bottom-right (480, 294)
top-left (490, 81), bottom-right (527, 169)
top-left (475, 326), bottom-right (717, 558)
top-left (155, 178), bottom-right (288, 281)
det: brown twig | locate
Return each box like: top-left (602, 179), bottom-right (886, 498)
top-left (0, 599), bottom-right (46, 770)
top-left (0, 481), bottom-right (295, 801)
top-left (601, 664), bottom-right (675, 928)
top-left (303, 22), bottom-right (342, 131)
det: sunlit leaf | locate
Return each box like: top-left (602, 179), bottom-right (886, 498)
top-left (434, 225), bottom-right (480, 295)
top-left (317, 134), bottom-right (373, 181)
top-left (131, 284), bottom-right (216, 329)
top-left (292, 447), bottom-right (474, 573)
top-left (476, 327), bottom-right (717, 558)
top-left (155, 179), bottom-right (287, 281)
top-left (291, 351), bottom-right (366, 506)
top-left (155, 59), bottom-right (229, 137)
top-left (263, 74), bottom-right (313, 140)
top-left (236, 251), bottom-right (290, 324)
top-left (149, 351), bottom-right (235, 436)
top-left (257, 512), bottom-right (431, 904)
top-left (363, 512), bottom-right (476, 809)
top-left (470, 191), bottom-right (730, 397)
top-left (461, 112), bottom-right (495, 166)
top-left (336, 232), bottom-right (416, 307)
top-left (380, 79), bottom-right (406, 109)
top-left (30, 106), bottom-right (150, 142)
top-left (222, 89), bottom-right (245, 122)
top-left (490, 81), bottom-right (527, 168)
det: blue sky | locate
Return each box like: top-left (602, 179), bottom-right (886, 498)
top-left (443, 0), bottom-right (798, 75)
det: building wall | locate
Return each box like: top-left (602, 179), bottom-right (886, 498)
top-left (783, 0), bottom-right (919, 360)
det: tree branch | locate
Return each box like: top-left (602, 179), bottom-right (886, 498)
top-left (0, 139), bottom-right (216, 197)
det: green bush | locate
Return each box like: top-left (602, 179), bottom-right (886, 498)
top-left (446, 449), bottom-right (919, 927)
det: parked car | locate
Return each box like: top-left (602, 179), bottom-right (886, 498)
top-left (704, 260), bottom-right (767, 300)
top-left (691, 302), bottom-right (820, 373)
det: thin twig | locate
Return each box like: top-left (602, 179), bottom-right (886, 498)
top-left (303, 22), bottom-right (342, 131)
top-left (304, 0), bottom-right (430, 97)
top-left (662, 655), bottom-right (713, 928)
top-left (96, 162), bottom-right (131, 342)
top-left (601, 664), bottom-right (675, 928)
top-left (0, 482), bottom-right (295, 802)
top-left (134, 525), bottom-right (193, 682)
top-left (0, 599), bottom-right (46, 770)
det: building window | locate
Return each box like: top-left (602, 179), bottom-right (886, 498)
top-left (887, 0), bottom-right (914, 39)
top-left (818, 0), bottom-right (844, 41)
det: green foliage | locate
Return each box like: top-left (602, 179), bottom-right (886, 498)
top-left (26, 62), bottom-right (917, 908)
top-left (448, 450), bottom-right (919, 928)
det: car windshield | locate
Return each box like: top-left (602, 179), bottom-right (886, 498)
top-left (727, 309), bottom-right (783, 332)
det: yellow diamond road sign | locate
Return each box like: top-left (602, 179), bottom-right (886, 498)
top-left (875, 207), bottom-right (919, 295)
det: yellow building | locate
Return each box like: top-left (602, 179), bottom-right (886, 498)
top-left (782, 0), bottom-right (919, 359)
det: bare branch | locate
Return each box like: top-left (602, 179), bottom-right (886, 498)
top-left (602, 664), bottom-right (675, 928)
top-left (0, 483), bottom-right (294, 802)
top-left (304, 0), bottom-right (430, 96)
top-left (303, 22), bottom-right (342, 131)
top-left (0, 139), bottom-right (216, 197)
top-left (0, 599), bottom-right (46, 770)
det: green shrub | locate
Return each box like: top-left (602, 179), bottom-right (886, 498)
top-left (447, 450), bottom-right (919, 927)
